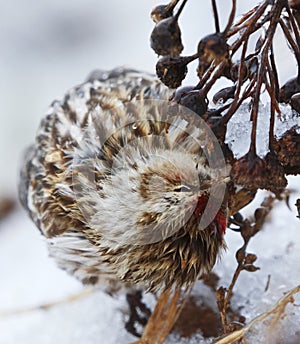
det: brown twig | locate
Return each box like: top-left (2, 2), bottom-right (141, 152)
top-left (249, 0), bottom-right (284, 155)
top-left (217, 196), bottom-right (276, 333)
top-left (218, 37), bottom-right (249, 126)
top-left (211, 0), bottom-right (220, 33)
top-left (227, 6), bottom-right (259, 37)
top-left (174, 0), bottom-right (188, 19)
top-left (230, 1), bottom-right (270, 55)
top-left (224, 0), bottom-right (237, 34)
top-left (279, 18), bottom-right (300, 66)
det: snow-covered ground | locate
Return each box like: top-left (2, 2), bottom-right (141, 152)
top-left (0, 1), bottom-right (299, 343)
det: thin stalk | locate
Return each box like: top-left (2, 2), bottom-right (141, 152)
top-left (224, 0), bottom-right (237, 34)
top-left (175, 0), bottom-right (188, 19)
top-left (249, 0), bottom-right (283, 154)
top-left (212, 0), bottom-right (220, 33)
top-left (279, 18), bottom-right (300, 78)
top-left (221, 38), bottom-right (249, 123)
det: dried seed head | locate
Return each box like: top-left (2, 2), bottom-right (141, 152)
top-left (275, 128), bottom-right (300, 173)
top-left (291, 93), bottom-right (300, 113)
top-left (230, 57), bottom-right (258, 82)
top-left (176, 90), bottom-right (208, 117)
top-left (151, 4), bottom-right (174, 23)
top-left (230, 153), bottom-right (263, 190)
top-left (230, 151), bottom-right (287, 192)
top-left (197, 33), bottom-right (229, 77)
top-left (289, 0), bottom-right (300, 10)
top-left (150, 16), bottom-right (183, 57)
top-left (264, 152), bottom-right (287, 194)
top-left (279, 77), bottom-right (300, 103)
top-left (213, 85), bottom-right (236, 104)
top-left (244, 253), bottom-right (257, 264)
top-left (171, 85), bottom-right (194, 102)
top-left (156, 55), bottom-right (196, 88)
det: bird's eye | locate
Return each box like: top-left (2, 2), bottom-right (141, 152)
top-left (174, 185), bottom-right (191, 192)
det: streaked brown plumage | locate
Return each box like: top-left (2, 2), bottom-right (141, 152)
top-left (19, 67), bottom-right (228, 294)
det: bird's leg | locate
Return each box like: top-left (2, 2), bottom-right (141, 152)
top-left (125, 290), bottom-right (152, 338)
top-left (131, 286), bottom-right (192, 344)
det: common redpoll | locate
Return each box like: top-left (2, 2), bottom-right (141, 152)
top-left (19, 67), bottom-right (228, 294)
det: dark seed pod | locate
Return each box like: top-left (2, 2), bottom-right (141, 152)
top-left (230, 152), bottom-right (270, 191)
top-left (231, 57), bottom-right (258, 82)
top-left (213, 85), bottom-right (236, 104)
top-left (274, 128), bottom-right (300, 173)
top-left (231, 151), bottom-right (287, 192)
top-left (156, 55), bottom-right (196, 88)
top-left (243, 265), bottom-right (260, 272)
top-left (291, 93), bottom-right (300, 113)
top-left (151, 4), bottom-right (174, 23)
top-left (245, 253), bottom-right (257, 264)
top-left (289, 0), bottom-right (300, 10)
top-left (197, 33), bottom-right (229, 77)
top-left (150, 16), bottom-right (183, 57)
top-left (171, 85), bottom-right (194, 102)
top-left (178, 90), bottom-right (208, 116)
top-left (279, 77), bottom-right (300, 103)
top-left (264, 152), bottom-right (287, 194)
top-left (236, 247), bottom-right (245, 264)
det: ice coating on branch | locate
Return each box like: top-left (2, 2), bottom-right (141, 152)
top-left (225, 102), bottom-right (300, 158)
top-left (275, 103), bottom-right (300, 138)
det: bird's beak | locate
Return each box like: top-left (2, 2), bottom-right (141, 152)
top-left (219, 176), bottom-right (230, 184)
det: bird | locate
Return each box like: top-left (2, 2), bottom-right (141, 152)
top-left (19, 67), bottom-right (228, 296)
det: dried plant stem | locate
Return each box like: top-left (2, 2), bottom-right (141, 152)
top-left (174, 0), bottom-right (188, 19)
top-left (131, 286), bottom-right (192, 344)
top-left (265, 54), bottom-right (280, 150)
top-left (269, 44), bottom-right (280, 100)
top-left (196, 62), bottom-right (217, 90)
top-left (211, 0), bottom-right (220, 33)
top-left (220, 264), bottom-right (244, 331)
top-left (249, 0), bottom-right (283, 154)
top-left (213, 284), bottom-right (300, 344)
top-left (216, 77), bottom-right (256, 128)
top-left (224, 0), bottom-right (236, 34)
top-left (230, 1), bottom-right (270, 55)
top-left (218, 196), bottom-right (276, 333)
top-left (167, 0), bottom-right (181, 12)
top-left (227, 6), bottom-right (259, 37)
top-left (279, 18), bottom-right (300, 70)
top-left (286, 4), bottom-right (300, 53)
top-left (219, 38), bottom-right (249, 127)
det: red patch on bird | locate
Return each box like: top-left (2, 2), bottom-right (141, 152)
top-left (194, 195), bottom-right (226, 234)
top-left (215, 211), bottom-right (226, 234)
